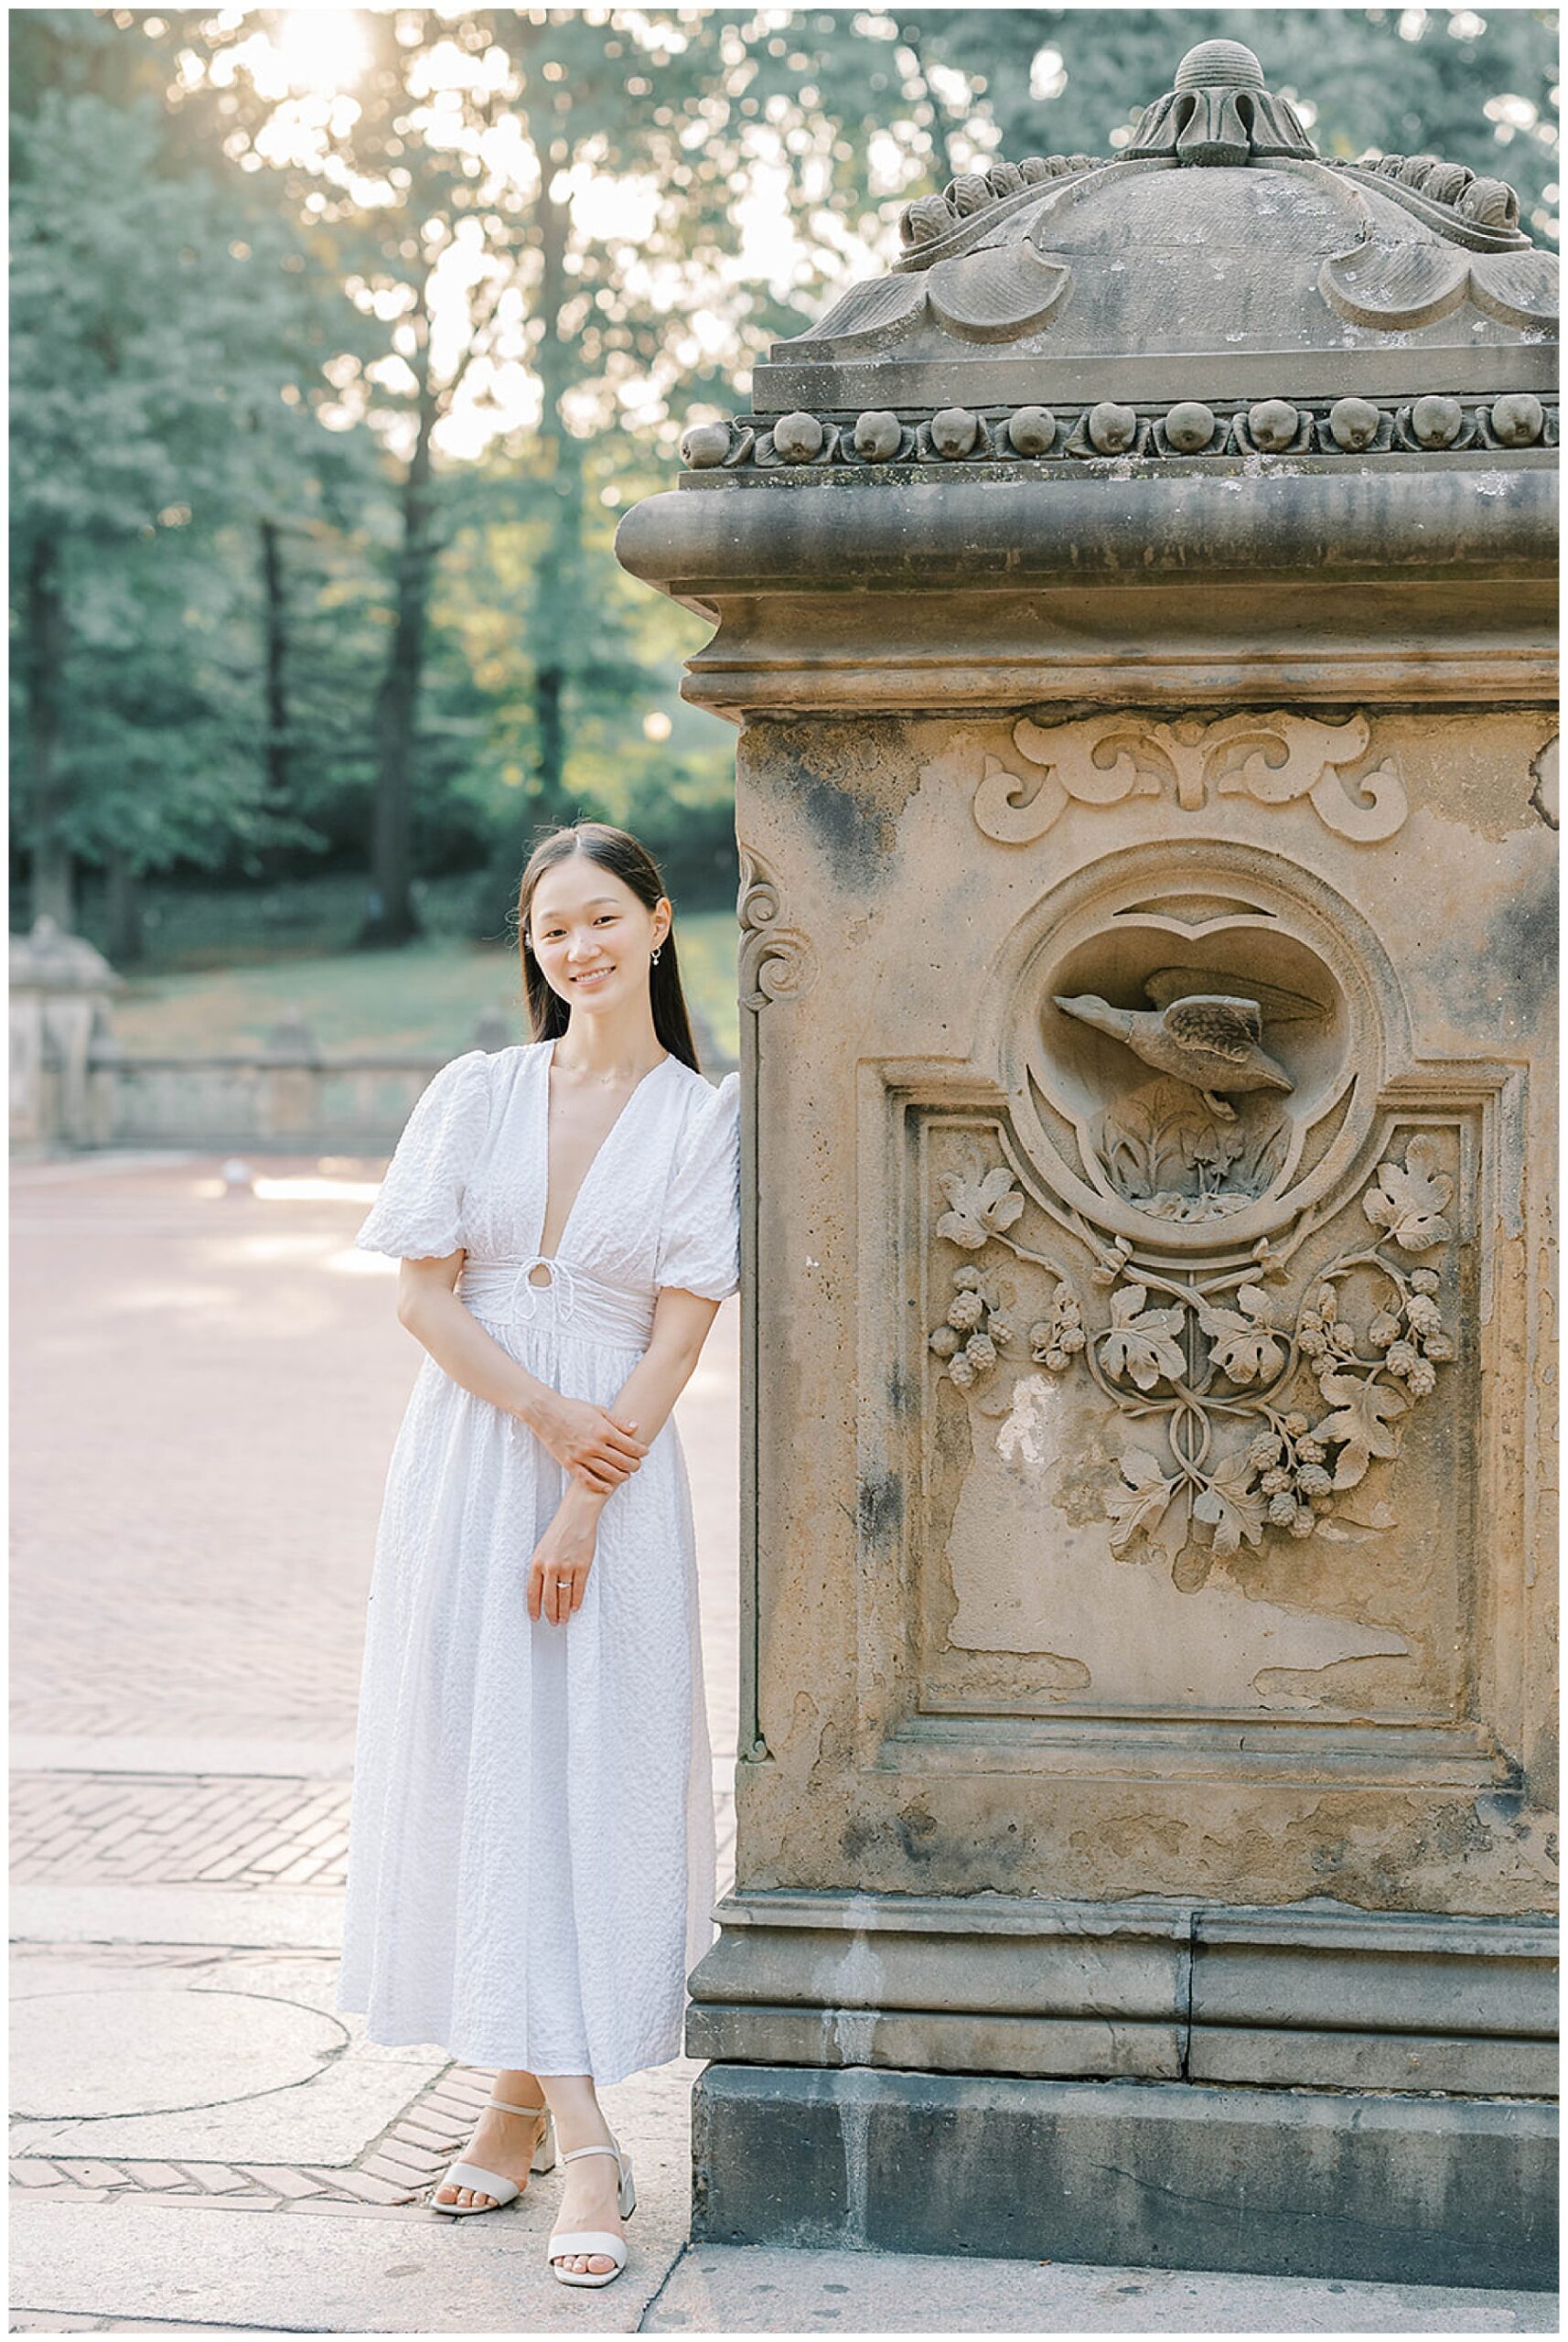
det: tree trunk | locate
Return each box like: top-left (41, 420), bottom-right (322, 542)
top-left (261, 519), bottom-right (291, 808)
top-left (104, 851), bottom-right (144, 964)
top-left (23, 534), bottom-right (73, 929)
top-left (257, 520), bottom-right (293, 885)
top-left (360, 323), bottom-right (435, 949)
top-left (530, 157), bottom-right (585, 833)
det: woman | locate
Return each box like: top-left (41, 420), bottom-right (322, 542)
top-left (338, 822), bottom-right (739, 2290)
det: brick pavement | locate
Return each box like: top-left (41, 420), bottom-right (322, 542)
top-left (11, 1157), bottom-right (413, 1745)
top-left (10, 1150), bottom-right (742, 2331)
top-left (10, 1774), bottom-right (351, 1888)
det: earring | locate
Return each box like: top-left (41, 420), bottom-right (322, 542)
top-left (651, 946), bottom-right (662, 967)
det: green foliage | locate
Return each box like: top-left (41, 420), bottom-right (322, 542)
top-left (10, 5), bottom-right (1559, 953)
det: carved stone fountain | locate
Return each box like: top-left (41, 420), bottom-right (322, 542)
top-left (618, 39), bottom-right (1558, 2288)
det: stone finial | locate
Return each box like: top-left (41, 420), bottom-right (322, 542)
top-left (9, 916), bottom-right (122, 993)
top-left (1175, 38), bottom-right (1267, 91)
top-left (1128, 39), bottom-right (1316, 167)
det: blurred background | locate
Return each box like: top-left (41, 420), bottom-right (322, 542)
top-left (10, 5), bottom-right (1559, 1099)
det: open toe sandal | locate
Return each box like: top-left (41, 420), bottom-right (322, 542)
top-left (547, 2133), bottom-right (637, 2286)
top-left (431, 2095), bottom-right (558, 2216)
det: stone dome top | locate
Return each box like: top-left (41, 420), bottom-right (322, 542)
top-left (1174, 38), bottom-right (1267, 91)
top-left (733, 38), bottom-right (1555, 431)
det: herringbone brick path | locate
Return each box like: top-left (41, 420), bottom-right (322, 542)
top-left (10, 1773), bottom-right (351, 1888)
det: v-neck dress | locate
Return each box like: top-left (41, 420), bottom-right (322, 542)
top-left (336, 1039), bottom-right (740, 2083)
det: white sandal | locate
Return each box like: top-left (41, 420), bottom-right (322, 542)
top-left (547, 2133), bottom-right (637, 2287)
top-left (430, 2094), bottom-right (558, 2215)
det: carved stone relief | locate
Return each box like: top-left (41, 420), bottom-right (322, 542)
top-left (918, 1091), bottom-right (1479, 1715)
top-left (1005, 853), bottom-right (1392, 1255)
top-left (928, 1133), bottom-right (1455, 1593)
top-left (972, 712), bottom-right (1409, 845)
top-left (737, 847), bottom-right (818, 1009)
top-left (899, 833), bottom-right (1487, 1719)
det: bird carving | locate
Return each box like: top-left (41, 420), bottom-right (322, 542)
top-left (1054, 989), bottom-right (1294, 1120)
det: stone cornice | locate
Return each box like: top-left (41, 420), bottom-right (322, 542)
top-left (615, 467), bottom-right (1556, 717)
top-left (619, 466), bottom-right (1555, 593)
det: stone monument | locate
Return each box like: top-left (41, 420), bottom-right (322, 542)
top-left (10, 915), bottom-right (121, 1154)
top-left (618, 41), bottom-right (1557, 2288)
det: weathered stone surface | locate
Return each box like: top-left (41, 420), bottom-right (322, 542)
top-left (692, 2068), bottom-right (1559, 2292)
top-left (686, 1894), bottom-right (1557, 2097)
top-left (646, 2241), bottom-right (1560, 2334)
top-left (1186, 2025), bottom-right (1555, 2098)
top-left (712, 705), bottom-right (1556, 1920)
top-left (619, 27), bottom-right (1558, 2290)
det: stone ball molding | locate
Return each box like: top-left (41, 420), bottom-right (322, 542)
top-left (973, 712), bottom-right (1409, 847)
top-left (681, 394), bottom-right (1552, 475)
top-left (854, 409), bottom-right (903, 463)
top-left (1163, 401), bottom-right (1218, 454)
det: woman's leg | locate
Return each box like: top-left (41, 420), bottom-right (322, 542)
top-left (539, 2073), bottom-right (624, 2275)
top-left (435, 2066), bottom-right (551, 2208)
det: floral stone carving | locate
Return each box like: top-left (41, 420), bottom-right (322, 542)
top-left (927, 1137), bottom-right (1456, 1590)
top-left (974, 711), bottom-right (1409, 845)
top-left (1097, 1077), bottom-right (1292, 1223)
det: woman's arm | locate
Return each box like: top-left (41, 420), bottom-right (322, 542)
top-left (528, 1284), bottom-right (723, 1623)
top-left (397, 1252), bottom-right (648, 1494)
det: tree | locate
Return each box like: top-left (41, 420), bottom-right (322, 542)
top-left (200, 7), bottom-right (942, 942)
top-left (8, 10), bottom-right (363, 938)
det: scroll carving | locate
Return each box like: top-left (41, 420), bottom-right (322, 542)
top-left (973, 713), bottom-right (1409, 846)
top-left (737, 850), bottom-right (817, 1009)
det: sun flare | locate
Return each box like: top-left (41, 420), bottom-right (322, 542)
top-left (273, 8), bottom-right (369, 96)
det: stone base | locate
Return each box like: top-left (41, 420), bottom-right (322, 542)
top-left (692, 2065), bottom-right (1559, 2292)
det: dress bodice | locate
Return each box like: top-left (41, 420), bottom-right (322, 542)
top-left (355, 1041), bottom-right (741, 1327)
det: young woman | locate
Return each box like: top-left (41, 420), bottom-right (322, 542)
top-left (337, 822), bottom-right (739, 2290)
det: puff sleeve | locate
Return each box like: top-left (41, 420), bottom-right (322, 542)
top-left (656, 1070), bottom-right (741, 1301)
top-left (355, 1049), bottom-right (492, 1261)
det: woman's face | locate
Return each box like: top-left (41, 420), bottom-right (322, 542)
top-left (527, 854), bottom-right (670, 1019)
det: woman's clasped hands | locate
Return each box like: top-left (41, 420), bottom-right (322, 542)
top-left (528, 1390), bottom-right (647, 1492)
top-left (522, 1392), bottom-right (649, 1626)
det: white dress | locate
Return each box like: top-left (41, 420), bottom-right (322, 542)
top-left (337, 1039), bottom-right (740, 2085)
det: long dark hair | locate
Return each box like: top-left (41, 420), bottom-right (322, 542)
top-left (517, 822), bottom-right (702, 1071)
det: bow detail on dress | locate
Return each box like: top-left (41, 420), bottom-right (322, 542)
top-left (506, 1255), bottom-right (581, 1325)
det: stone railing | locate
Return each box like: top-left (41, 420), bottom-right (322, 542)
top-left (10, 921), bottom-right (519, 1156)
top-left (81, 1005), bottom-right (521, 1156)
top-left (13, 921), bottom-right (735, 1156)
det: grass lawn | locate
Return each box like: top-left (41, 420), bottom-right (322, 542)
top-left (110, 909), bottom-right (741, 1068)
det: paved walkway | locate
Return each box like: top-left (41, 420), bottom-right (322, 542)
top-left (9, 1154), bottom-right (1554, 2333)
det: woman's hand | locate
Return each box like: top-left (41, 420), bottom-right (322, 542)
top-left (527, 1488), bottom-right (603, 1625)
top-left (526, 1391), bottom-right (647, 1494)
